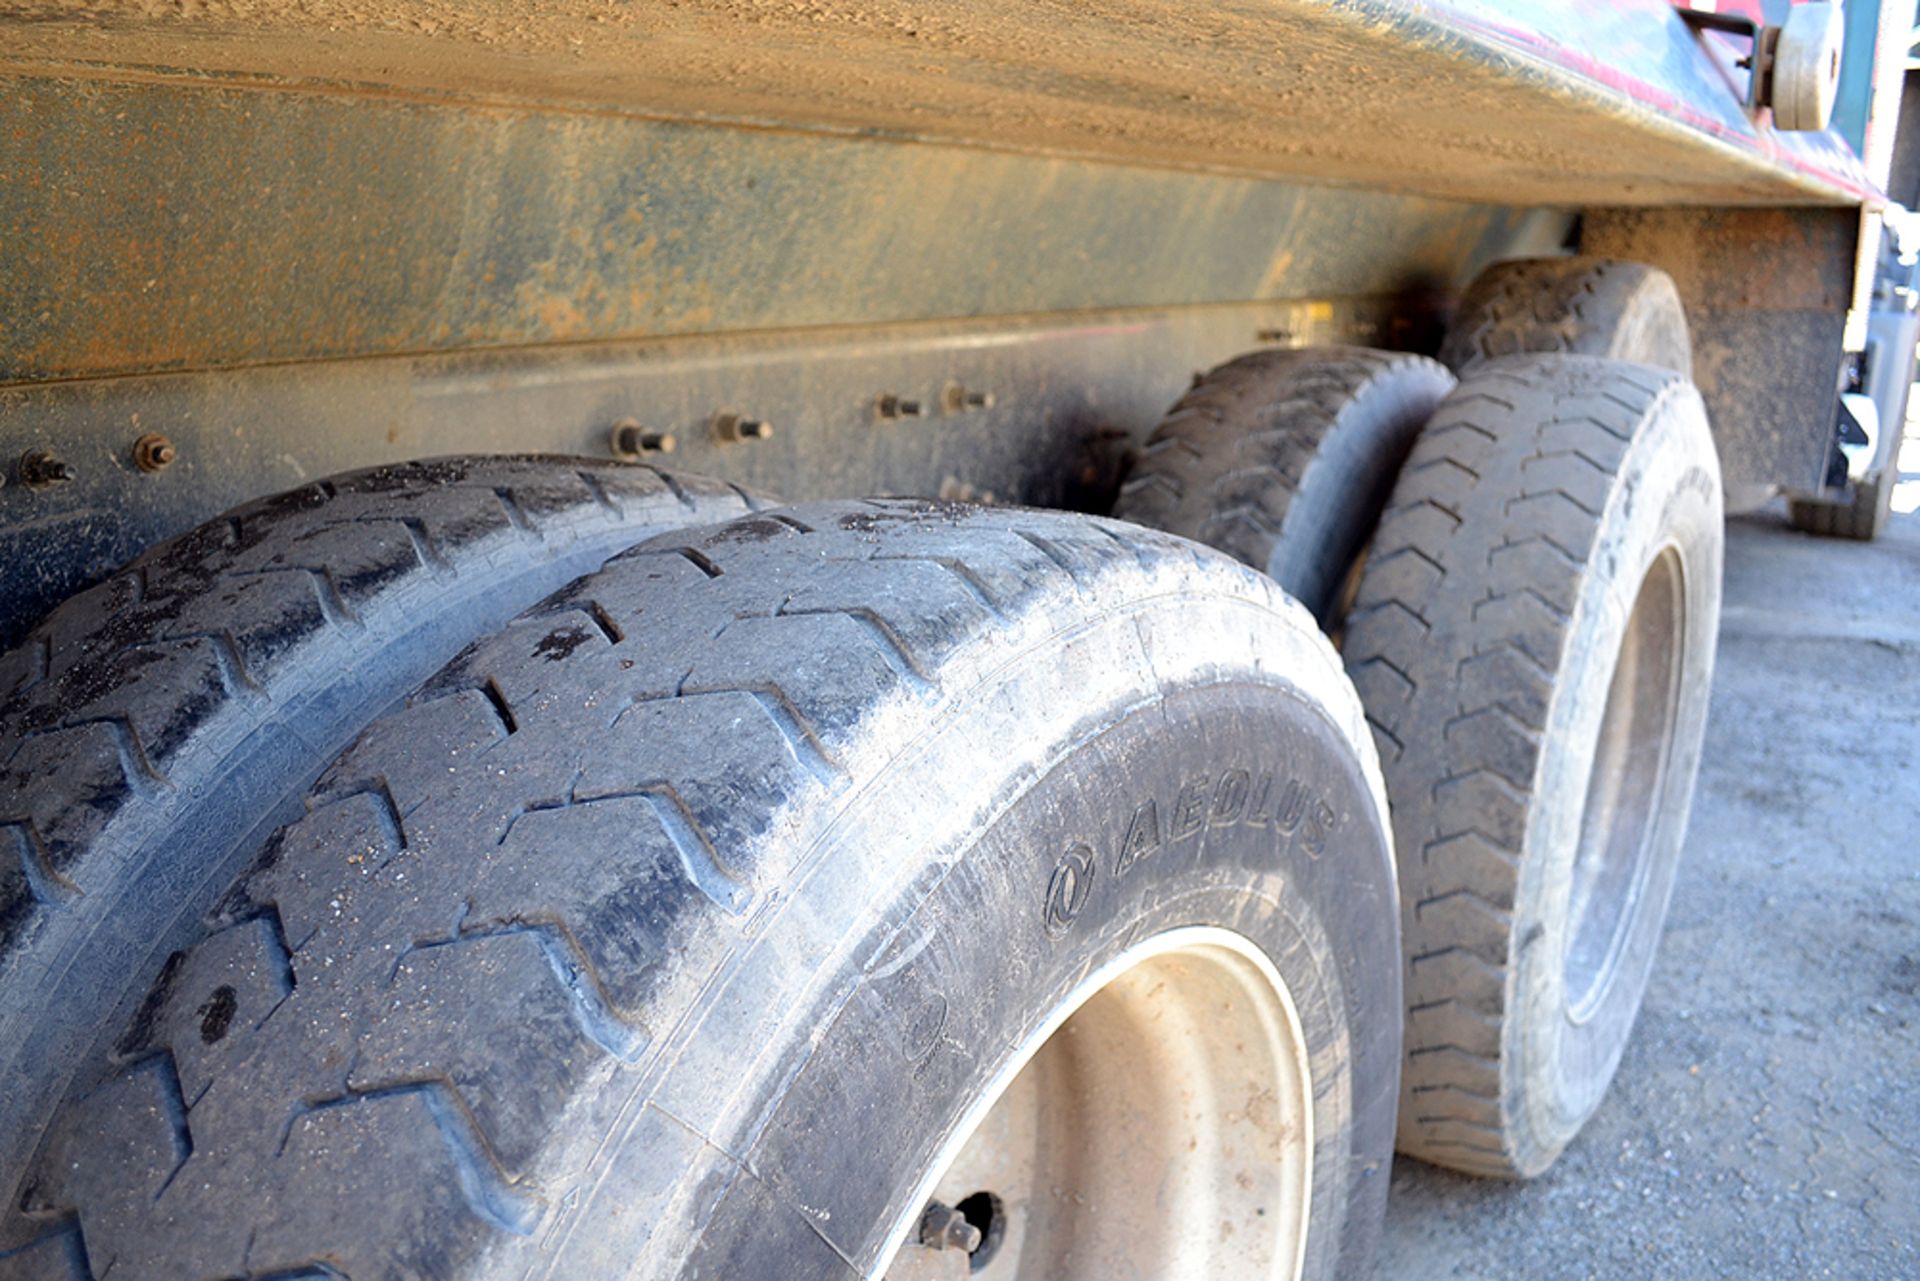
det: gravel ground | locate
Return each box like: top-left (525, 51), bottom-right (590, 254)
top-left (1376, 487), bottom-right (1920, 1280)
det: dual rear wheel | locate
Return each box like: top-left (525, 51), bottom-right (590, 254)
top-left (2, 501), bottom-right (1397, 1280)
top-left (0, 254), bottom-right (1722, 1279)
top-left (1119, 256), bottom-right (1722, 1178)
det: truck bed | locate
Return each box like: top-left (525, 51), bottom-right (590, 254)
top-left (4, 0), bottom-right (1875, 207)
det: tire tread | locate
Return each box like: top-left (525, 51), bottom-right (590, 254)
top-left (1437, 258), bottom-right (1692, 377)
top-left (1114, 346), bottom-right (1452, 622)
top-left (0, 459), bottom-right (756, 948)
top-left (9, 503), bottom-right (1337, 1278)
top-left (1345, 355), bottom-right (1693, 1177)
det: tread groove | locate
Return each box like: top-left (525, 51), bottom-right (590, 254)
top-left (676, 685), bottom-right (846, 784)
top-left (727, 481), bottom-right (769, 513)
top-left (647, 467), bottom-right (694, 511)
top-left (146, 1050), bottom-right (195, 1199)
top-left (1091, 521), bottom-right (1162, 572)
top-left (304, 778), bottom-right (409, 879)
top-left (274, 566), bottom-right (359, 630)
top-left (56, 715), bottom-right (169, 795)
top-left (127, 629), bottom-right (265, 699)
top-left (480, 678), bottom-right (519, 737)
top-left (408, 921), bottom-right (649, 1062)
top-left (19, 635), bottom-right (52, 696)
top-left (573, 470), bottom-right (623, 519)
top-left (583, 599), bottom-right (625, 646)
top-left (0, 1218), bottom-right (96, 1281)
top-left (616, 785), bottom-right (751, 914)
top-left (662, 546), bottom-right (725, 579)
top-left (3, 819), bottom-right (79, 904)
top-left (288, 1081), bottom-right (543, 1236)
top-left (394, 517), bottom-right (452, 578)
top-left (1010, 529), bottom-right (1083, 584)
top-left (775, 605), bottom-right (935, 691)
top-left (491, 486), bottom-right (536, 536)
top-left (1363, 713), bottom-right (1405, 757)
top-left (872, 554), bottom-right (1008, 620)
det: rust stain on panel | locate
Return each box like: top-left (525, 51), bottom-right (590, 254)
top-left (0, 76), bottom-right (1551, 383)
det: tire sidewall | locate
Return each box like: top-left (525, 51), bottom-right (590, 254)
top-left (716, 683), bottom-right (1397, 1280)
top-left (1508, 380), bottom-right (1723, 1172)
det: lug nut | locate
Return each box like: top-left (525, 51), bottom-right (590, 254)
top-left (918, 1201), bottom-right (982, 1254)
top-left (876, 394), bottom-right (925, 421)
top-left (713, 412), bottom-right (774, 443)
top-left (133, 432), bottom-right (177, 473)
top-left (18, 449), bottom-right (74, 491)
top-left (610, 419), bottom-right (675, 458)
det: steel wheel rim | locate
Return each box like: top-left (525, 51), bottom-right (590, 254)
top-left (1564, 546), bottom-right (1686, 1025)
top-left (878, 926), bottom-right (1315, 1281)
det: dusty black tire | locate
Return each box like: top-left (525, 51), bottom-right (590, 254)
top-left (1439, 258), bottom-right (1693, 378)
top-left (1113, 347), bottom-right (1455, 627)
top-left (4, 503), bottom-right (1400, 1281)
top-left (1344, 355), bottom-right (1722, 1178)
top-left (0, 457), bottom-right (757, 1206)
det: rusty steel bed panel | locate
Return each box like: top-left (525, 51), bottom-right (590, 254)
top-left (0, 76), bottom-right (1563, 386)
top-left (0, 0), bottom-right (1878, 208)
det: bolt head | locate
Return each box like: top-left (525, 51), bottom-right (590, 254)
top-left (918, 1203), bottom-right (982, 1254)
top-left (713, 412), bottom-right (772, 443)
top-left (18, 449), bottom-right (74, 490)
top-left (941, 383), bottom-right (994, 414)
top-left (132, 433), bottom-right (176, 473)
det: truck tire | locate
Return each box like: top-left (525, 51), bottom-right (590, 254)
top-left (0, 456), bottom-right (758, 1206)
top-left (1113, 347), bottom-right (1455, 627)
top-left (1344, 355), bottom-right (1722, 1178)
top-left (3, 502), bottom-right (1400, 1281)
top-left (1438, 258), bottom-right (1692, 378)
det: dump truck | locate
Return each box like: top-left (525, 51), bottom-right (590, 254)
top-left (0, 2), bottom-right (1913, 1278)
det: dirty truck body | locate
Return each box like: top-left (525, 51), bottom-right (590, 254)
top-left (0, 3), bottom-right (1908, 1280)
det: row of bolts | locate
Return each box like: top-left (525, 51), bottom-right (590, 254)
top-left (5, 385), bottom-right (995, 489)
top-left (611, 384), bottom-right (994, 459)
top-left (4, 434), bottom-right (173, 492)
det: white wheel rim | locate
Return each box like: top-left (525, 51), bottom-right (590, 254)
top-left (878, 926), bottom-right (1314, 1281)
top-left (1563, 545), bottom-right (1686, 1026)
